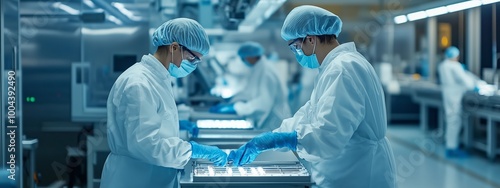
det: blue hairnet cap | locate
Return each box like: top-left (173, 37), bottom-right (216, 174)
top-left (152, 18), bottom-right (210, 56)
top-left (237, 42), bottom-right (264, 58)
top-left (281, 5), bottom-right (343, 41)
top-left (445, 46), bottom-right (460, 59)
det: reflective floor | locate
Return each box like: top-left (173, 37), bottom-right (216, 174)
top-left (387, 126), bottom-right (500, 188)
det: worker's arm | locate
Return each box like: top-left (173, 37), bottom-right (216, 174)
top-left (277, 69), bottom-right (366, 162)
top-left (233, 73), bottom-right (276, 117)
top-left (122, 82), bottom-right (191, 169)
top-left (454, 66), bottom-right (476, 90)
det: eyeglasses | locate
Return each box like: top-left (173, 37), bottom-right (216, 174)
top-left (288, 37), bottom-right (306, 55)
top-left (180, 45), bottom-right (201, 65)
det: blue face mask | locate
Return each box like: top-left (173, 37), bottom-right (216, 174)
top-left (294, 38), bottom-right (320, 69)
top-left (168, 60), bottom-right (197, 78)
top-left (168, 48), bottom-right (197, 78)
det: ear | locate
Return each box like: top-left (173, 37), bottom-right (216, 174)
top-left (170, 42), bottom-right (180, 51)
top-left (309, 36), bottom-right (317, 45)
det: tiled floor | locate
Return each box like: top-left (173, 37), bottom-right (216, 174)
top-left (387, 126), bottom-right (500, 188)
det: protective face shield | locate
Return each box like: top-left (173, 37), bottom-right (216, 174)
top-left (168, 45), bottom-right (201, 78)
top-left (289, 37), bottom-right (319, 69)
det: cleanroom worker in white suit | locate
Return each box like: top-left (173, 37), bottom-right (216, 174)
top-left (210, 42), bottom-right (291, 130)
top-left (100, 18), bottom-right (227, 188)
top-left (438, 46), bottom-right (476, 158)
top-left (227, 5), bottom-right (396, 188)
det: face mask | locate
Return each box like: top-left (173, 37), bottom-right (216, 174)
top-left (167, 47), bottom-right (197, 78)
top-left (295, 38), bottom-right (320, 69)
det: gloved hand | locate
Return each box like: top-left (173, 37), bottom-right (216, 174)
top-left (209, 103), bottom-right (237, 114)
top-left (190, 141), bottom-right (228, 166)
top-left (179, 120), bottom-right (199, 137)
top-left (228, 131), bottom-right (297, 166)
top-left (474, 86), bottom-right (480, 92)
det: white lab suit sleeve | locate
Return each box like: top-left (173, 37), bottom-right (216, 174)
top-left (295, 71), bottom-right (365, 162)
top-left (123, 83), bottom-right (192, 169)
top-left (233, 73), bottom-right (276, 117)
top-left (273, 101), bottom-right (310, 133)
top-left (453, 66), bottom-right (475, 90)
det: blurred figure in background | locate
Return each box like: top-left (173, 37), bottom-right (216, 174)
top-left (210, 42), bottom-right (291, 130)
top-left (438, 46), bottom-right (476, 158)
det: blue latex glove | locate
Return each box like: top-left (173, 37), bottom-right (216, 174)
top-left (209, 104), bottom-right (223, 113)
top-left (179, 120), bottom-right (199, 137)
top-left (228, 131), bottom-right (297, 166)
top-left (209, 103), bottom-right (237, 114)
top-left (190, 141), bottom-right (228, 166)
top-left (474, 86), bottom-right (480, 92)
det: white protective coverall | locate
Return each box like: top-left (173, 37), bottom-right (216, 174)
top-left (232, 59), bottom-right (292, 130)
top-left (438, 59), bottom-right (475, 149)
top-left (274, 42), bottom-right (397, 188)
top-left (100, 54), bottom-right (192, 188)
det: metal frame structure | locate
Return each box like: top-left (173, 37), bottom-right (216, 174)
top-left (71, 62), bottom-right (107, 122)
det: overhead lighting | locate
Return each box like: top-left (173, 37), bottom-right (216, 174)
top-left (82, 27), bottom-right (139, 35)
top-left (106, 15), bottom-right (123, 25)
top-left (407, 11), bottom-right (427, 21)
top-left (53, 2), bottom-right (79, 15)
top-left (112, 2), bottom-right (141, 21)
top-left (395, 0), bottom-right (496, 24)
top-left (205, 28), bottom-right (226, 36)
top-left (238, 25), bottom-right (257, 33)
top-left (425, 6), bottom-right (449, 17)
top-left (83, 0), bottom-right (96, 8)
top-left (239, 0), bottom-right (287, 33)
top-left (447, 0), bottom-right (482, 13)
top-left (394, 15), bottom-right (408, 24)
top-left (482, 0), bottom-right (500, 4)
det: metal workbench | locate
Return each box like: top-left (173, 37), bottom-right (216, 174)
top-left (462, 92), bottom-right (500, 160)
top-left (410, 82), bottom-right (445, 135)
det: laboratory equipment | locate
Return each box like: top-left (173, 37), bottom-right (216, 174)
top-left (196, 119), bottom-right (253, 129)
top-left (192, 162), bottom-right (310, 183)
top-left (462, 91), bottom-right (500, 160)
top-left (181, 150), bottom-right (312, 188)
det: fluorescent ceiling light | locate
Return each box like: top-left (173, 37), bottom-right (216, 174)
top-left (239, 0), bottom-right (287, 33)
top-left (394, 15), bottom-right (408, 24)
top-left (112, 2), bottom-right (141, 21)
top-left (82, 27), bottom-right (139, 35)
top-left (106, 15), bottom-right (123, 25)
top-left (447, 0), bottom-right (482, 13)
top-left (482, 0), bottom-right (500, 4)
top-left (83, 0), bottom-right (96, 8)
top-left (425, 6), bottom-right (449, 17)
top-left (238, 25), bottom-right (257, 33)
top-left (407, 11), bottom-right (427, 21)
top-left (53, 2), bottom-right (79, 15)
top-left (205, 28), bottom-right (226, 36)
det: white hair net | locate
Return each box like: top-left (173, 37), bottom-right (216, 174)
top-left (281, 5), bottom-right (343, 41)
top-left (237, 42), bottom-right (264, 58)
top-left (152, 18), bottom-right (210, 56)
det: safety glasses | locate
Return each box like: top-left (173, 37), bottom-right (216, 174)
top-left (180, 45), bottom-right (201, 65)
top-left (288, 37), bottom-right (306, 55)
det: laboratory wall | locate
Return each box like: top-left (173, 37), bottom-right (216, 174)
top-left (480, 3), bottom-right (499, 76)
top-left (19, 2), bottom-right (149, 185)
